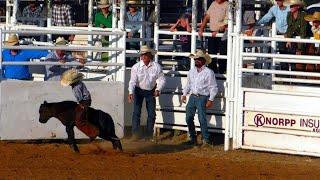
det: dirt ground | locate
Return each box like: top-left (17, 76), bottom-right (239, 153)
top-left (1, 132), bottom-right (320, 180)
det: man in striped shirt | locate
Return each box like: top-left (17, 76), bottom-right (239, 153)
top-left (181, 50), bottom-right (218, 148)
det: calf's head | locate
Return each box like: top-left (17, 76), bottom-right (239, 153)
top-left (39, 101), bottom-right (52, 123)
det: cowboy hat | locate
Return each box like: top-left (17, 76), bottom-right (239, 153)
top-left (55, 37), bottom-right (68, 46)
top-left (60, 69), bottom-right (84, 86)
top-left (127, 0), bottom-right (141, 5)
top-left (189, 50), bottom-right (212, 65)
top-left (284, 0), bottom-right (305, 7)
top-left (4, 34), bottom-right (19, 46)
top-left (98, 0), bottom-right (110, 8)
top-left (139, 45), bottom-right (156, 55)
top-left (305, 12), bottom-right (320, 22)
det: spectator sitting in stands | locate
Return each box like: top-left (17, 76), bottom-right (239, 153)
top-left (1, 34), bottom-right (48, 80)
top-left (44, 37), bottom-right (85, 81)
top-left (170, 13), bottom-right (192, 53)
top-left (22, 0), bottom-right (43, 25)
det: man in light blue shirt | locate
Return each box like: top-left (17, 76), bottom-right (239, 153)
top-left (257, 0), bottom-right (290, 34)
top-left (126, 5), bottom-right (142, 38)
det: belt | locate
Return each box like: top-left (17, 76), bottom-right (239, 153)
top-left (191, 93), bottom-right (206, 97)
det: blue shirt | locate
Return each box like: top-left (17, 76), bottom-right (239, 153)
top-left (71, 81), bottom-right (91, 103)
top-left (2, 49), bottom-right (48, 80)
top-left (45, 51), bottom-right (75, 81)
top-left (126, 11), bottom-right (142, 34)
top-left (257, 5), bottom-right (290, 34)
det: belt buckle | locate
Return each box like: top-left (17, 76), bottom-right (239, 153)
top-left (193, 93), bottom-right (200, 97)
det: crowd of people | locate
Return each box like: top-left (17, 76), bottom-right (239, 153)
top-left (2, 0), bottom-right (320, 147)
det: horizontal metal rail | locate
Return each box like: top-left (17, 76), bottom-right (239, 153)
top-left (242, 126), bottom-right (320, 138)
top-left (242, 68), bottom-right (320, 77)
top-left (272, 77), bottom-right (320, 84)
top-left (242, 88), bottom-right (320, 98)
top-left (157, 51), bottom-right (227, 59)
top-left (3, 45), bottom-right (124, 52)
top-left (242, 35), bottom-right (320, 44)
top-left (1, 61), bottom-right (124, 67)
top-left (6, 25), bottom-right (116, 32)
top-left (243, 52), bottom-right (320, 61)
top-left (3, 30), bottom-right (125, 36)
top-left (157, 30), bottom-right (224, 37)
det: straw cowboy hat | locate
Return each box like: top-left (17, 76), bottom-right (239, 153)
top-left (139, 45), bottom-right (156, 55)
top-left (127, 0), bottom-right (141, 5)
top-left (4, 34), bottom-right (19, 46)
top-left (61, 69), bottom-right (84, 86)
top-left (98, 0), bottom-right (110, 8)
top-left (305, 12), bottom-right (320, 22)
top-left (284, 0), bottom-right (305, 7)
top-left (55, 37), bottom-right (68, 46)
top-left (189, 50), bottom-right (212, 65)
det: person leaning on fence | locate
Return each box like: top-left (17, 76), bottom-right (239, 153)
top-left (284, 0), bottom-right (308, 71)
top-left (21, 0), bottom-right (43, 25)
top-left (170, 13), bottom-right (192, 53)
top-left (125, 1), bottom-right (142, 67)
top-left (128, 45), bottom-right (166, 141)
top-left (1, 34), bottom-right (48, 80)
top-left (95, 0), bottom-right (112, 62)
top-left (44, 37), bottom-right (85, 81)
top-left (61, 69), bottom-right (100, 139)
top-left (181, 50), bottom-right (218, 148)
top-left (198, 0), bottom-right (228, 74)
top-left (304, 11), bottom-right (320, 72)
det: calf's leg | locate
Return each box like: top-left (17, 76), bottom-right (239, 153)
top-left (66, 125), bottom-right (80, 153)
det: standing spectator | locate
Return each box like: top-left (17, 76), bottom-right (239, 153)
top-left (44, 37), bottom-right (85, 81)
top-left (181, 50), bottom-right (218, 147)
top-left (95, 0), bottom-right (112, 62)
top-left (128, 45), bottom-right (166, 141)
top-left (94, 0), bottom-right (112, 28)
top-left (126, 4), bottom-right (142, 39)
top-left (170, 13), bottom-right (192, 52)
top-left (1, 34), bottom-right (48, 80)
top-left (22, 0), bottom-right (43, 25)
top-left (257, 0), bottom-right (290, 35)
top-left (125, 3), bottom-right (142, 66)
top-left (305, 11), bottom-right (320, 52)
top-left (285, 0), bottom-right (307, 71)
top-left (198, 0), bottom-right (228, 74)
top-left (52, 0), bottom-right (73, 26)
top-left (304, 11), bottom-right (320, 72)
top-left (52, 0), bottom-right (74, 41)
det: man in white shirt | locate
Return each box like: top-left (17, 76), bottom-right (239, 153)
top-left (128, 45), bottom-right (166, 140)
top-left (181, 50), bottom-right (218, 147)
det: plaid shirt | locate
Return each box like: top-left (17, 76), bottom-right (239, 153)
top-left (22, 5), bottom-right (42, 18)
top-left (52, 4), bottom-right (73, 26)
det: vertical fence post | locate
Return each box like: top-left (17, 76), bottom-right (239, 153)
top-left (0, 28), bottom-right (2, 82)
top-left (224, 0), bottom-right (234, 151)
top-left (88, 0), bottom-right (93, 61)
top-left (153, 0), bottom-right (160, 62)
top-left (233, 0), bottom-right (242, 149)
top-left (190, 0), bottom-right (197, 68)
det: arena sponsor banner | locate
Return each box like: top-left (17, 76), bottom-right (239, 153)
top-left (245, 111), bottom-right (320, 132)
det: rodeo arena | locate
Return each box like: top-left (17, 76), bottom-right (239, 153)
top-left (2, 0), bottom-right (320, 179)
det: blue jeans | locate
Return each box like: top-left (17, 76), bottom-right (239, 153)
top-left (186, 95), bottom-right (210, 143)
top-left (132, 87), bottom-right (156, 136)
